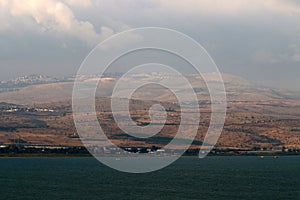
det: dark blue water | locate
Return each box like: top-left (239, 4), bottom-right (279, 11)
top-left (0, 156), bottom-right (300, 200)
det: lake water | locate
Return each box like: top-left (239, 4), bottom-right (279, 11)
top-left (0, 156), bottom-right (300, 199)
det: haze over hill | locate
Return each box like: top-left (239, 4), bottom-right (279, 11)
top-left (0, 73), bottom-right (299, 105)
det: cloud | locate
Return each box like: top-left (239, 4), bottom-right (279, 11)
top-left (64, 0), bottom-right (92, 8)
top-left (252, 50), bottom-right (280, 64)
top-left (253, 44), bottom-right (300, 64)
top-left (155, 0), bottom-right (300, 16)
top-left (289, 44), bottom-right (300, 62)
top-left (0, 0), bottom-right (299, 90)
top-left (0, 0), bottom-right (113, 46)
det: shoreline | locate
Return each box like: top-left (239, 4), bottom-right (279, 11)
top-left (1, 152), bottom-right (300, 158)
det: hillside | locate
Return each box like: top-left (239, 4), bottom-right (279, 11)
top-left (0, 73), bottom-right (299, 151)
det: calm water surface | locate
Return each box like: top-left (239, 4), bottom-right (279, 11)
top-left (0, 156), bottom-right (300, 200)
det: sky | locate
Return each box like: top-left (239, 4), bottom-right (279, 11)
top-left (0, 0), bottom-right (300, 91)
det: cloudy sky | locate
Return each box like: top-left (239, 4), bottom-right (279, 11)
top-left (0, 0), bottom-right (300, 91)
